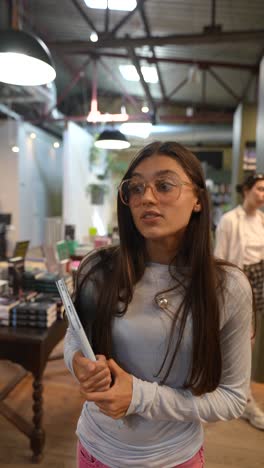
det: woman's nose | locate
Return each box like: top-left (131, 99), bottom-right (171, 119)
top-left (142, 184), bottom-right (157, 202)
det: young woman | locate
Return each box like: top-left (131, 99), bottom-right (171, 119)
top-left (64, 141), bottom-right (252, 468)
top-left (215, 173), bottom-right (264, 430)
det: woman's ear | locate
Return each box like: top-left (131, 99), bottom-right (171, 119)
top-left (193, 200), bottom-right (201, 212)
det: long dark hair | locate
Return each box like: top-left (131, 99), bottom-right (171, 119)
top-left (75, 141), bottom-right (226, 395)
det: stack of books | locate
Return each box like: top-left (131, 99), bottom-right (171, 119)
top-left (0, 296), bottom-right (20, 326)
top-left (35, 272), bottom-right (63, 294)
top-left (33, 292), bottom-right (63, 320)
top-left (10, 301), bottom-right (58, 329)
top-left (22, 271), bottom-right (73, 295)
top-left (21, 271), bottom-right (38, 290)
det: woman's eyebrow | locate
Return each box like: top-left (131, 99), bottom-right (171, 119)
top-left (131, 169), bottom-right (179, 178)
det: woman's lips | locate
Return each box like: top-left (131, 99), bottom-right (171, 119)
top-left (141, 212), bottom-right (162, 223)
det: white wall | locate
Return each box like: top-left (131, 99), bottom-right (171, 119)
top-left (0, 118), bottom-right (115, 254)
top-left (18, 123), bottom-right (63, 246)
top-left (63, 122), bottom-right (114, 240)
top-left (0, 119), bottom-right (63, 251)
top-left (0, 120), bottom-right (20, 252)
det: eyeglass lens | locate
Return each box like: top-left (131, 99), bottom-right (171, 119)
top-left (120, 176), bottom-right (182, 205)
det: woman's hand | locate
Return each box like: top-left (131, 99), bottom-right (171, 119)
top-left (73, 351), bottom-right (112, 393)
top-left (81, 359), bottom-right (133, 419)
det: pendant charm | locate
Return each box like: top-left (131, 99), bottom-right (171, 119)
top-left (156, 296), bottom-right (169, 309)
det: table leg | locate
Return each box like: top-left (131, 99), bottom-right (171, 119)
top-left (30, 375), bottom-right (45, 463)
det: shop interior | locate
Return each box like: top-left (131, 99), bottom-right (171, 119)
top-left (0, 1), bottom-right (264, 467)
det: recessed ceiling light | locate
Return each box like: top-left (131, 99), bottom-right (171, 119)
top-left (83, 0), bottom-right (137, 11)
top-left (11, 145), bottom-right (19, 153)
top-left (186, 107), bottom-right (194, 117)
top-left (140, 66), bottom-right (158, 84)
top-left (119, 65), bottom-right (140, 82)
top-left (90, 32), bottom-right (98, 42)
top-left (30, 132), bottom-right (36, 139)
top-left (141, 105), bottom-right (149, 113)
top-left (53, 141), bottom-right (60, 148)
top-left (119, 65), bottom-right (158, 83)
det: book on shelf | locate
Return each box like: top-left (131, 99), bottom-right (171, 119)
top-left (0, 296), bottom-right (20, 326)
top-left (33, 293), bottom-right (63, 319)
top-left (11, 301), bottom-right (57, 317)
top-left (10, 315), bottom-right (57, 328)
top-left (10, 301), bottom-right (58, 328)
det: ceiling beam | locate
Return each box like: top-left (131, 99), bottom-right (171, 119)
top-left (167, 78), bottom-right (188, 100)
top-left (27, 110), bottom-right (233, 125)
top-left (104, 5), bottom-right (109, 33)
top-left (71, 0), bottom-right (98, 34)
top-left (202, 69), bottom-right (207, 105)
top-left (48, 29), bottom-right (264, 51)
top-left (211, 0), bottom-right (216, 28)
top-left (61, 91), bottom-right (235, 113)
top-left (240, 73), bottom-right (255, 102)
top-left (111, 0), bottom-right (147, 36)
top-left (43, 57), bottom-right (91, 118)
top-left (138, 2), bottom-right (167, 100)
top-left (208, 68), bottom-right (240, 102)
top-left (0, 104), bottom-right (22, 119)
top-left (127, 47), bottom-right (156, 112)
top-left (98, 58), bottom-right (140, 112)
top-left (64, 50), bottom-right (258, 72)
top-left (0, 96), bottom-right (45, 104)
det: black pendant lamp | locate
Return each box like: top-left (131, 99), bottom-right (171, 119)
top-left (94, 129), bottom-right (131, 150)
top-left (0, 29), bottom-right (56, 86)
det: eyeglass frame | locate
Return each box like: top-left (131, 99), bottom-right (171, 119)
top-left (118, 174), bottom-right (194, 206)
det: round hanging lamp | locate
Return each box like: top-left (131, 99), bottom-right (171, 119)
top-left (94, 129), bottom-right (131, 150)
top-left (0, 30), bottom-right (56, 86)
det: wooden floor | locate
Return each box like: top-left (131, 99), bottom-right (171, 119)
top-left (0, 340), bottom-right (263, 468)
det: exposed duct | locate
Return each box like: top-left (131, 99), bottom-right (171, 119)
top-left (137, 124), bottom-right (232, 146)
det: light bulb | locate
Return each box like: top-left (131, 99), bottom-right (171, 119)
top-left (90, 32), bottom-right (98, 42)
top-left (11, 145), bottom-right (19, 153)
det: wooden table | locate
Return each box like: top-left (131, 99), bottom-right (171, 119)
top-left (0, 319), bottom-right (67, 462)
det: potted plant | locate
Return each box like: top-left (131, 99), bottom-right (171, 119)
top-left (86, 183), bottom-right (109, 205)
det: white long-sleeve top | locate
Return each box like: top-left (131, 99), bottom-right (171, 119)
top-left (64, 263), bottom-right (252, 468)
top-left (214, 205), bottom-right (264, 268)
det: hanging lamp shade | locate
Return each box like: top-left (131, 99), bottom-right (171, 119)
top-left (0, 30), bottom-right (56, 86)
top-left (94, 130), bottom-right (131, 150)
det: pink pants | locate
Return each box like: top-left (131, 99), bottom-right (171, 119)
top-left (77, 441), bottom-right (204, 468)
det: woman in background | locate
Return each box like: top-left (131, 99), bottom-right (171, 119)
top-left (64, 141), bottom-right (252, 467)
top-left (215, 173), bottom-right (264, 431)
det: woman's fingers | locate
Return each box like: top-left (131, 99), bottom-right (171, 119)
top-left (96, 354), bottom-right (107, 361)
top-left (72, 352), bottom-right (112, 392)
top-left (96, 402), bottom-right (125, 419)
top-left (81, 371), bottom-right (112, 392)
top-left (80, 381), bottom-right (110, 395)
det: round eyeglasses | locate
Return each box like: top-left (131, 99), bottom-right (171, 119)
top-left (118, 175), bottom-right (193, 206)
